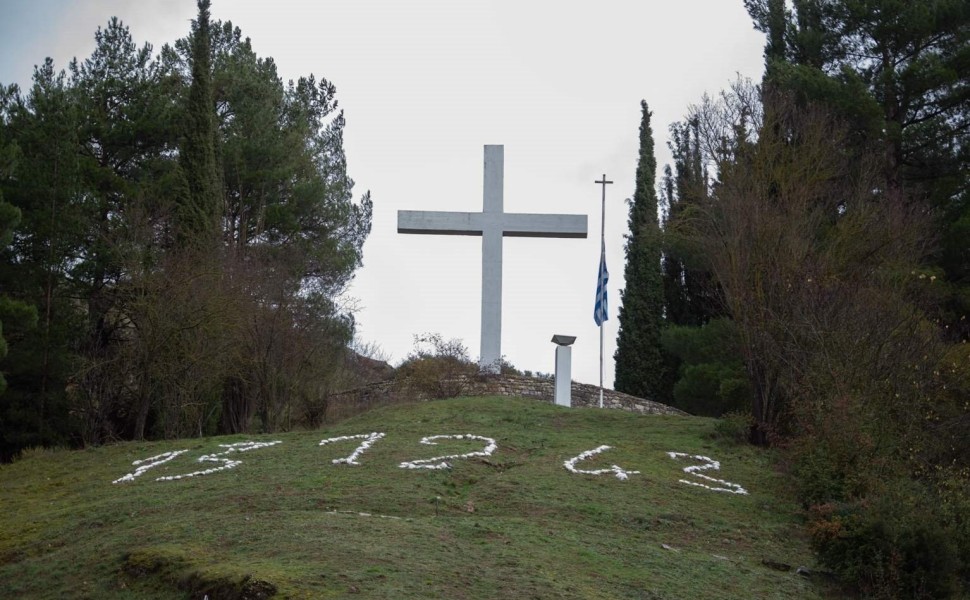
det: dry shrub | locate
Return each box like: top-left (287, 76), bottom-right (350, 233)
top-left (678, 84), bottom-right (969, 594)
top-left (396, 333), bottom-right (477, 400)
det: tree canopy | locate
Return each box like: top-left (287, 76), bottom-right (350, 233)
top-left (622, 1), bottom-right (970, 593)
top-left (0, 2), bottom-right (371, 459)
top-left (614, 101), bottom-right (667, 401)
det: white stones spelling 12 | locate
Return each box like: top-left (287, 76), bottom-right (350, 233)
top-left (111, 434), bottom-right (747, 495)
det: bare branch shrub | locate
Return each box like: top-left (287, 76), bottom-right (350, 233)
top-left (676, 87), bottom-right (970, 593)
top-left (396, 333), bottom-right (477, 399)
top-left (679, 87), bottom-right (934, 443)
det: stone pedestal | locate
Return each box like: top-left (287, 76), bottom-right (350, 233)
top-left (553, 339), bottom-right (575, 407)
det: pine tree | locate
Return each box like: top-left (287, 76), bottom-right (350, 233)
top-left (177, 0), bottom-right (221, 247)
top-left (614, 101), bottom-right (666, 400)
top-left (0, 190), bottom-right (37, 398)
top-left (0, 111), bottom-right (20, 396)
top-left (745, 0), bottom-right (970, 339)
top-left (0, 3), bottom-right (373, 451)
top-left (0, 65), bottom-right (83, 459)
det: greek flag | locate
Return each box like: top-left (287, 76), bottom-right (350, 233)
top-left (594, 241), bottom-right (609, 326)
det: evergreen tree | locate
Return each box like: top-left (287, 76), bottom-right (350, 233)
top-left (161, 18), bottom-right (372, 433)
top-left (177, 0), bottom-right (221, 247)
top-left (0, 64), bottom-right (85, 459)
top-left (0, 131), bottom-right (38, 399)
top-left (662, 117), bottom-right (719, 328)
top-left (614, 101), bottom-right (666, 400)
top-left (746, 0), bottom-right (970, 338)
top-left (0, 208), bottom-right (38, 400)
top-left (66, 18), bottom-right (183, 442)
top-left (68, 16), bottom-right (177, 380)
top-left (0, 4), bottom-right (372, 455)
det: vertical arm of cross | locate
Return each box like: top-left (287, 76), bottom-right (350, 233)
top-left (480, 145), bottom-right (504, 372)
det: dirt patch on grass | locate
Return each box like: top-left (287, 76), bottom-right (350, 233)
top-left (123, 546), bottom-right (277, 599)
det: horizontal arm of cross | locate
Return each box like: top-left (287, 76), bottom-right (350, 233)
top-left (398, 210), bottom-right (588, 238)
top-left (500, 213), bottom-right (587, 238)
top-left (398, 210), bottom-right (483, 236)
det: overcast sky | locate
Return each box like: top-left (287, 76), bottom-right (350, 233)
top-left (0, 0), bottom-right (766, 391)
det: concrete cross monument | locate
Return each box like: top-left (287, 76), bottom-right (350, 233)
top-left (398, 145), bottom-right (589, 373)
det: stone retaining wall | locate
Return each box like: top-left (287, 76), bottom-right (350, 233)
top-left (325, 373), bottom-right (687, 421)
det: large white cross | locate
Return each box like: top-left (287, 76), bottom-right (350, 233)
top-left (398, 145), bottom-right (588, 373)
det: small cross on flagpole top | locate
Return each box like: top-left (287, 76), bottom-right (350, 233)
top-left (594, 175), bottom-right (613, 408)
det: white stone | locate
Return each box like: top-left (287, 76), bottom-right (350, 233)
top-left (398, 145), bottom-right (588, 372)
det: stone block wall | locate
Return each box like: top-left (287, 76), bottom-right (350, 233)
top-left (325, 373), bottom-right (687, 421)
top-left (456, 374), bottom-right (687, 415)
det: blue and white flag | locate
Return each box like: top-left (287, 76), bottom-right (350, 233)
top-left (594, 241), bottom-right (609, 326)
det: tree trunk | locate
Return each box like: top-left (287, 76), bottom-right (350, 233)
top-left (133, 388), bottom-right (150, 440)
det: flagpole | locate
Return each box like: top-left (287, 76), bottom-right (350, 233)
top-left (600, 314), bottom-right (603, 408)
top-left (595, 174), bottom-right (612, 408)
top-left (600, 183), bottom-right (605, 409)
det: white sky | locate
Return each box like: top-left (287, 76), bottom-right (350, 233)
top-left (0, 0), bottom-right (766, 391)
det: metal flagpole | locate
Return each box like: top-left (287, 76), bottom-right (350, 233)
top-left (595, 175), bottom-right (612, 408)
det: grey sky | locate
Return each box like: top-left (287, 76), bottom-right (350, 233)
top-left (0, 0), bottom-right (767, 389)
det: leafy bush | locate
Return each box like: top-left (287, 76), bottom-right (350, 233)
top-left (711, 411), bottom-right (754, 444)
top-left (661, 318), bottom-right (751, 416)
top-left (808, 494), bottom-right (961, 599)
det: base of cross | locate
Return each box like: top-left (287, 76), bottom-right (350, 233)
top-left (478, 361), bottom-right (501, 375)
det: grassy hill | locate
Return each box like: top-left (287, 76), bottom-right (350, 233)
top-left (0, 397), bottom-right (832, 599)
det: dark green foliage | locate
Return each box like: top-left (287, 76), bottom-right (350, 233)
top-left (66, 18), bottom-right (183, 438)
top-left (614, 101), bottom-right (666, 400)
top-left (0, 113), bottom-right (22, 394)
top-left (0, 64), bottom-right (86, 459)
top-left (0, 177), bottom-right (35, 399)
top-left (711, 411), bottom-right (755, 444)
top-left (160, 19), bottom-right (371, 434)
top-left (661, 319), bottom-right (750, 417)
top-left (786, 334), bottom-right (970, 595)
top-left (669, 364), bottom-right (747, 417)
top-left (731, 2), bottom-right (970, 593)
top-left (743, 0), bottom-right (787, 69)
top-left (0, 4), bottom-right (372, 458)
top-left (177, 0), bottom-right (221, 247)
top-left (750, 0), bottom-right (970, 339)
top-left (658, 106), bottom-right (727, 413)
top-left (808, 495), bottom-right (961, 598)
top-left (0, 200), bottom-right (17, 250)
top-left (661, 117), bottom-right (721, 328)
top-left (194, 23), bottom-right (372, 293)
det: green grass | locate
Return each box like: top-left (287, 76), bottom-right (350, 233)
top-left (0, 397), bottom-right (831, 598)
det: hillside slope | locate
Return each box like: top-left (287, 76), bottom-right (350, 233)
top-left (0, 397), bottom-right (829, 598)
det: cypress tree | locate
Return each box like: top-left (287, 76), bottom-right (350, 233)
top-left (662, 117), bottom-right (719, 328)
top-left (177, 0), bottom-right (221, 248)
top-left (614, 101), bottom-right (666, 400)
